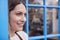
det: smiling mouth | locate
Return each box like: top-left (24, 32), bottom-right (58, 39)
top-left (17, 23), bottom-right (24, 27)
top-left (17, 22), bottom-right (25, 26)
top-left (19, 24), bottom-right (24, 26)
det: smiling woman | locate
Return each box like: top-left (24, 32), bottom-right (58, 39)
top-left (8, 0), bottom-right (28, 40)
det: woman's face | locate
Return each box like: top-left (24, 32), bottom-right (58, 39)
top-left (9, 4), bottom-right (26, 32)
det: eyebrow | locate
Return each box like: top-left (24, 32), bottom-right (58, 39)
top-left (16, 11), bottom-right (26, 14)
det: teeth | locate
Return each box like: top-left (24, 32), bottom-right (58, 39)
top-left (18, 24), bottom-right (24, 26)
top-left (17, 22), bottom-right (25, 26)
top-left (18, 23), bottom-right (24, 24)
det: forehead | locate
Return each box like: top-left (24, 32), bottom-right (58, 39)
top-left (14, 4), bottom-right (26, 13)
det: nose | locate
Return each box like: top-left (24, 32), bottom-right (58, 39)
top-left (20, 15), bottom-right (26, 22)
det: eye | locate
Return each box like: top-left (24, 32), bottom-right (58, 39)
top-left (16, 12), bottom-right (22, 16)
top-left (24, 13), bottom-right (26, 16)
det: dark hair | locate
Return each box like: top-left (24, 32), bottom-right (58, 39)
top-left (8, 0), bottom-right (25, 12)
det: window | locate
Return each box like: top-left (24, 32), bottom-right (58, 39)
top-left (25, 0), bottom-right (60, 40)
top-left (0, 0), bottom-right (60, 40)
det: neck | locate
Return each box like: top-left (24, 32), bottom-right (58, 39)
top-left (9, 25), bottom-right (15, 37)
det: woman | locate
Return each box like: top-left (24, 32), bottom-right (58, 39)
top-left (8, 0), bottom-right (28, 40)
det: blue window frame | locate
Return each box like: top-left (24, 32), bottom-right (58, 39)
top-left (0, 0), bottom-right (60, 40)
top-left (25, 0), bottom-right (60, 40)
top-left (0, 0), bottom-right (8, 40)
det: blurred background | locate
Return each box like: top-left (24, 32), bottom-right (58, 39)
top-left (28, 0), bottom-right (58, 40)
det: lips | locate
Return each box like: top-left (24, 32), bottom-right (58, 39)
top-left (17, 22), bottom-right (24, 27)
top-left (19, 24), bottom-right (24, 27)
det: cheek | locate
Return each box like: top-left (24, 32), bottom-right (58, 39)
top-left (9, 15), bottom-right (18, 28)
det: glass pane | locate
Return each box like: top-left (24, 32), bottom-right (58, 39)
top-left (46, 0), bottom-right (58, 6)
top-left (31, 39), bottom-right (44, 40)
top-left (29, 8), bottom-right (44, 36)
top-left (28, 0), bottom-right (43, 5)
top-left (47, 37), bottom-right (58, 40)
top-left (36, 39), bottom-right (44, 40)
top-left (46, 8), bottom-right (58, 34)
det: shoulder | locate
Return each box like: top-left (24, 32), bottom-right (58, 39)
top-left (17, 31), bottom-right (28, 40)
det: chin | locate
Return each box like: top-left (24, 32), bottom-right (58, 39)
top-left (16, 28), bottom-right (23, 32)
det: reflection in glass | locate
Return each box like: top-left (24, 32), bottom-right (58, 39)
top-left (46, 8), bottom-right (58, 34)
top-left (36, 39), bottom-right (44, 40)
top-left (47, 37), bottom-right (58, 40)
top-left (29, 8), bottom-right (43, 36)
top-left (28, 0), bottom-right (43, 5)
top-left (46, 0), bottom-right (58, 6)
